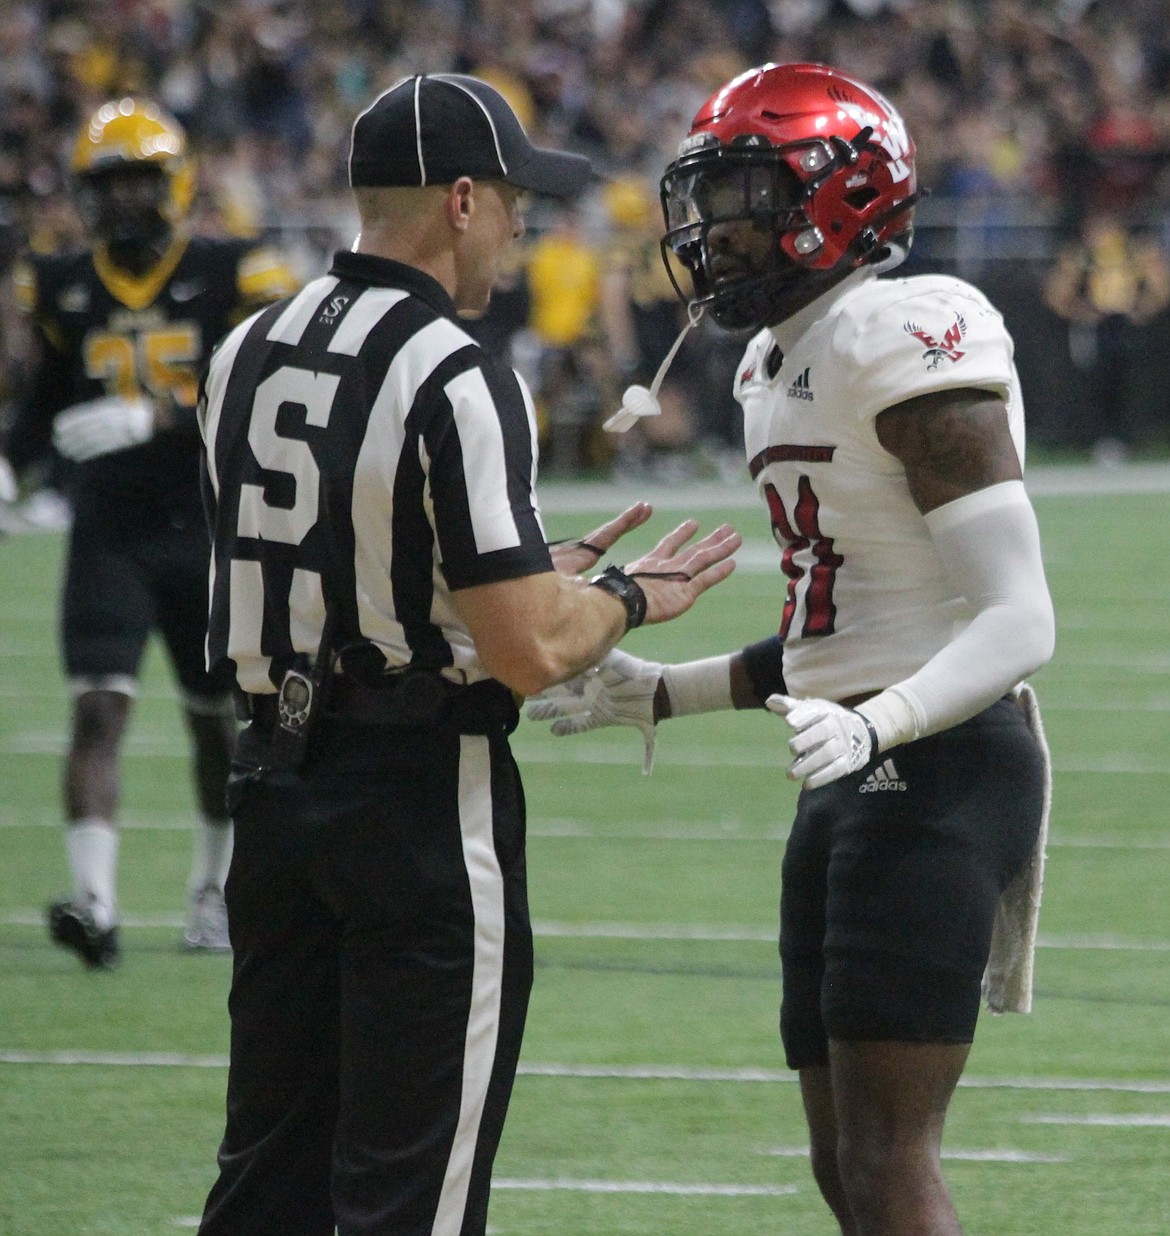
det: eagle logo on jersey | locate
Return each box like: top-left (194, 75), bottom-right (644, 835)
top-left (904, 314), bottom-right (967, 370)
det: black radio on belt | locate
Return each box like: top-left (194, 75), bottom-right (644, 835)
top-left (270, 663), bottom-right (326, 769)
top-left (269, 602), bottom-right (337, 770)
top-left (266, 488), bottom-right (340, 771)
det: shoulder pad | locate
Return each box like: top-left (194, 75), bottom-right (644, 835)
top-left (238, 246), bottom-right (299, 306)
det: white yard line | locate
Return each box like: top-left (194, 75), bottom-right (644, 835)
top-left (1, 1049), bottom-right (228, 1067)
top-left (6, 911), bottom-right (196, 928)
top-left (5, 908), bottom-right (1169, 952)
top-left (509, 745), bottom-right (1170, 776)
top-left (1022, 1114), bottom-right (1170, 1127)
top-left (1, 815), bottom-right (1165, 850)
top-left (940, 1149), bottom-right (1068, 1162)
top-left (531, 920), bottom-right (1170, 951)
top-left (1046, 836), bottom-right (1170, 851)
top-left (0, 814), bottom-right (197, 830)
top-left (528, 825), bottom-right (1170, 850)
top-left (764, 1146), bottom-right (1067, 1163)
top-left (29, 733), bottom-right (1170, 772)
top-left (6, 811), bottom-right (1170, 853)
top-left (533, 919), bottom-right (773, 942)
top-left (493, 1179), bottom-right (798, 1196)
top-left (517, 1065), bottom-right (1170, 1094)
top-left (5, 909), bottom-right (1170, 953)
top-left (1036, 700), bottom-right (1170, 712)
top-left (1034, 934), bottom-right (1170, 951)
top-left (3, 1050), bottom-right (1168, 1096)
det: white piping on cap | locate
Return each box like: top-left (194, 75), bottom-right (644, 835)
top-left (434, 74), bottom-right (508, 177)
top-left (413, 76), bottom-right (426, 184)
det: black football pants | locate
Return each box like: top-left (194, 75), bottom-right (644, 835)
top-left (197, 712), bottom-right (533, 1236)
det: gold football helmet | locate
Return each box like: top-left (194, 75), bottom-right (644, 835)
top-left (72, 97), bottom-right (196, 227)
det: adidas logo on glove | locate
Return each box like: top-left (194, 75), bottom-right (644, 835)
top-left (859, 758), bottom-right (907, 792)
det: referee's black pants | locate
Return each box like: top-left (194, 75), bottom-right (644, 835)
top-left (197, 709), bottom-right (533, 1236)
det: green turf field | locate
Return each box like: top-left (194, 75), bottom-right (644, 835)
top-left (2, 468), bottom-right (1169, 1235)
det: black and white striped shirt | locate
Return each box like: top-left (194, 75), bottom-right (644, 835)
top-left (199, 250), bottom-right (553, 695)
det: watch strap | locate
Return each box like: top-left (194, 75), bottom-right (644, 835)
top-left (589, 565), bottom-right (647, 631)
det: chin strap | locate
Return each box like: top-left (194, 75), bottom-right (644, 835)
top-left (850, 188), bottom-right (926, 269)
top-left (603, 302), bottom-right (704, 433)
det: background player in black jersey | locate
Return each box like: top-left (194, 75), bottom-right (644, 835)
top-left (0, 98), bottom-right (296, 969)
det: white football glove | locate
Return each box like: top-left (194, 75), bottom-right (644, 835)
top-left (526, 647), bottom-right (664, 774)
top-left (0, 456), bottom-right (16, 506)
top-left (53, 395), bottom-right (154, 462)
top-left (766, 694), bottom-right (875, 790)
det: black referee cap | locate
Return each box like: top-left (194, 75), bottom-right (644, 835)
top-left (349, 73), bottom-right (592, 198)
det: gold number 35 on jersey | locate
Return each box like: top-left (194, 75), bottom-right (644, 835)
top-left (83, 324), bottom-right (201, 407)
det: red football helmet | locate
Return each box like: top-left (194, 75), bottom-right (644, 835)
top-left (660, 62), bottom-right (919, 330)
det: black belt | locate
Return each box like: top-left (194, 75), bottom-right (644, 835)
top-left (246, 670), bottom-right (519, 737)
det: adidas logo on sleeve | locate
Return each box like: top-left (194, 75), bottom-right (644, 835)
top-left (859, 758), bottom-right (907, 792)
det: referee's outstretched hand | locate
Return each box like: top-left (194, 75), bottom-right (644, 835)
top-left (624, 519), bottom-right (742, 625)
top-left (549, 502), bottom-right (653, 576)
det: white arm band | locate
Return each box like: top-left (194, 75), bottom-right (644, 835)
top-left (856, 480), bottom-right (1055, 751)
top-left (662, 654), bottom-right (734, 717)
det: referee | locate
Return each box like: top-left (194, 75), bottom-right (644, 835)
top-left (195, 73), bottom-right (740, 1236)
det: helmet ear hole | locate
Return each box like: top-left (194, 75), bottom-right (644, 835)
top-left (845, 187), bottom-right (879, 210)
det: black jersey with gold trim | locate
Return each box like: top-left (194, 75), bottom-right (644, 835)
top-left (8, 235), bottom-right (296, 513)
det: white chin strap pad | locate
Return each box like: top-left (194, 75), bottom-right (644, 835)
top-left (603, 308), bottom-right (703, 433)
top-left (604, 384), bottom-right (660, 432)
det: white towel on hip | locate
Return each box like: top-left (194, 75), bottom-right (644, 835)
top-left (981, 681), bottom-right (1051, 1015)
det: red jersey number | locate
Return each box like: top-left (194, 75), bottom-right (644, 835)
top-left (764, 476), bottom-right (842, 638)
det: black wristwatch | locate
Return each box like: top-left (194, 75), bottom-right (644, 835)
top-left (589, 565), bottom-right (647, 631)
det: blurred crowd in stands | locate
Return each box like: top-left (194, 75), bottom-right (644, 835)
top-left (4, 0), bottom-right (1170, 489)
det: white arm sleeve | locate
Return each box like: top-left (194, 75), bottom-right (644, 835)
top-left (857, 480), bottom-right (1055, 750)
top-left (662, 654), bottom-right (734, 717)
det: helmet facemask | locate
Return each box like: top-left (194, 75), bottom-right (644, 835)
top-left (661, 132), bottom-right (900, 332)
top-left (78, 164), bottom-right (176, 260)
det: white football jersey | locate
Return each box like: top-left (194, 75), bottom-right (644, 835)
top-left (734, 267), bottom-right (1026, 702)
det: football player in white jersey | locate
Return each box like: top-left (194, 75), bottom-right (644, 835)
top-left (531, 63), bottom-right (1055, 1235)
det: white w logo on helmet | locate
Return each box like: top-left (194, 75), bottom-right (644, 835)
top-left (838, 100), bottom-right (913, 184)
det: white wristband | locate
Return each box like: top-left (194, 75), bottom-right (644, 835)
top-left (662, 655), bottom-right (734, 718)
top-left (855, 687), bottom-right (921, 753)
